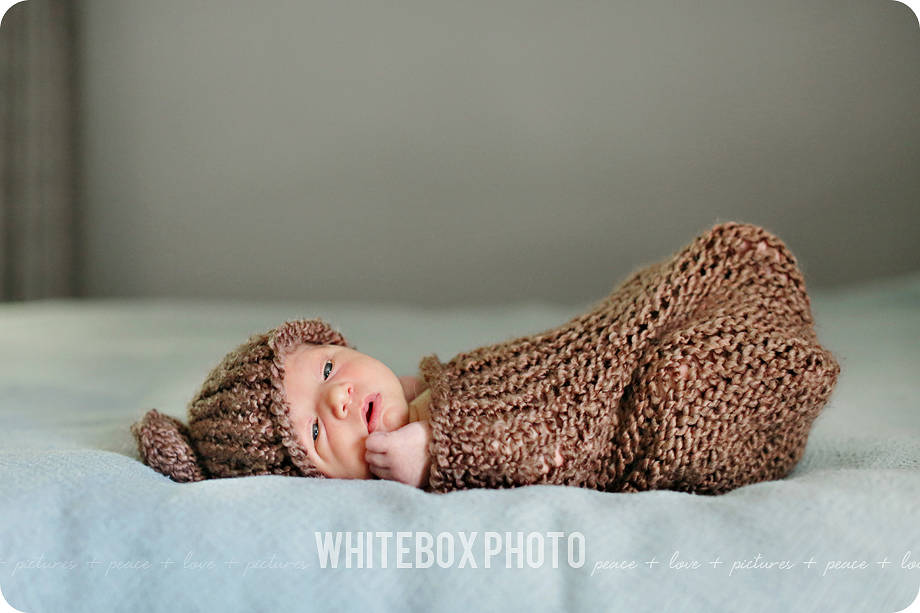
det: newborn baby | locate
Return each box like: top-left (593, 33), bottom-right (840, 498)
top-left (132, 222), bottom-right (839, 494)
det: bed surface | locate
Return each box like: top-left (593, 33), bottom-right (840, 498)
top-left (1, 273), bottom-right (919, 613)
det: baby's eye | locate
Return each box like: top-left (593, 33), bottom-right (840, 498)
top-left (322, 360), bottom-right (333, 380)
top-left (311, 420), bottom-right (319, 442)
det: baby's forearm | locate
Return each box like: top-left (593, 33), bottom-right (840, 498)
top-left (408, 388), bottom-right (431, 423)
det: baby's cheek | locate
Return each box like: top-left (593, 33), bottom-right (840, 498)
top-left (382, 406), bottom-right (410, 433)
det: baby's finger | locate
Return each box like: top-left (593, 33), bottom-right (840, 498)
top-left (364, 432), bottom-right (390, 453)
top-left (368, 463), bottom-right (393, 481)
top-left (365, 449), bottom-right (390, 469)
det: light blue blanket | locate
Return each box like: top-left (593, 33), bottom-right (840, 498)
top-left (2, 274), bottom-right (919, 613)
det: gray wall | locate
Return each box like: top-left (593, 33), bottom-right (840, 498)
top-left (80, 0), bottom-right (920, 306)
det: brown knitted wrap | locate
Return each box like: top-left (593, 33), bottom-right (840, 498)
top-left (131, 319), bottom-right (350, 482)
top-left (420, 223), bottom-right (840, 495)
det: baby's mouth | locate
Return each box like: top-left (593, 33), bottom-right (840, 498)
top-left (365, 394), bottom-right (381, 434)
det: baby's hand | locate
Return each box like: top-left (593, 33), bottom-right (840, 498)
top-left (365, 420), bottom-right (431, 489)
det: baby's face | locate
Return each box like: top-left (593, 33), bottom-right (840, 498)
top-left (284, 344), bottom-right (410, 479)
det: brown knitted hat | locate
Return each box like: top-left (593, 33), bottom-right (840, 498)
top-left (131, 319), bottom-right (350, 482)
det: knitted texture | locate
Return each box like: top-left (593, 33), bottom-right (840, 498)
top-left (420, 223), bottom-right (840, 494)
top-left (131, 319), bottom-right (349, 482)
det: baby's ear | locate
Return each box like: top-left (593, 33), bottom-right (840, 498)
top-left (131, 409), bottom-right (206, 482)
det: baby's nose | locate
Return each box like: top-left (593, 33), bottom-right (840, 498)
top-left (327, 383), bottom-right (352, 418)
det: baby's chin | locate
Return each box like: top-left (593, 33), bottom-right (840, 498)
top-left (326, 459), bottom-right (374, 480)
top-left (358, 457), bottom-right (375, 480)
